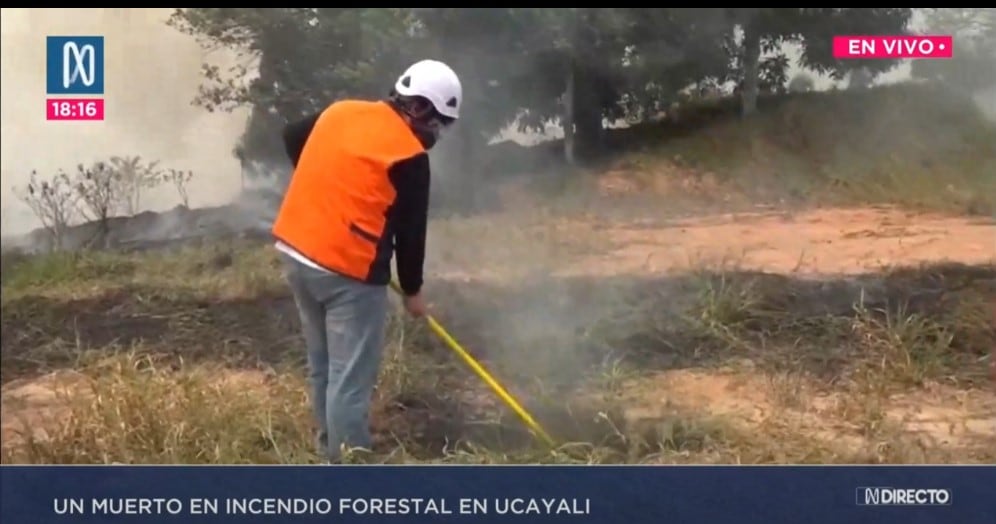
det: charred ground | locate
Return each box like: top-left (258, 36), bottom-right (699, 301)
top-left (2, 85), bottom-right (994, 464)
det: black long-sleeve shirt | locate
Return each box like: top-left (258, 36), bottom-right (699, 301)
top-left (281, 109), bottom-right (430, 296)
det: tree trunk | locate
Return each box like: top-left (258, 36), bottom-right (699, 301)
top-left (572, 66), bottom-right (603, 160)
top-left (563, 57), bottom-right (576, 166)
top-left (98, 217), bottom-right (111, 249)
top-left (741, 24), bottom-right (761, 118)
top-left (565, 8), bottom-right (603, 163)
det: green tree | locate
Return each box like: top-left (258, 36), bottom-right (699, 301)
top-left (172, 8), bottom-right (916, 176)
top-left (501, 9), bottom-right (731, 162)
top-left (168, 8), bottom-right (415, 172)
top-left (793, 8), bottom-right (914, 81)
top-left (731, 8), bottom-right (914, 116)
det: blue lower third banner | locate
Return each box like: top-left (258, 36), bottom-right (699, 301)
top-left (1, 465), bottom-right (993, 524)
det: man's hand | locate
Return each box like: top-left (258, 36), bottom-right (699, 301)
top-left (403, 292), bottom-right (428, 318)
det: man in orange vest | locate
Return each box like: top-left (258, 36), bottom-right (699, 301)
top-left (271, 59), bottom-right (462, 462)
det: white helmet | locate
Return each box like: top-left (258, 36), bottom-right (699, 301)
top-left (393, 59), bottom-right (463, 120)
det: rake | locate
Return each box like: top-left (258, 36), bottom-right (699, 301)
top-left (389, 280), bottom-right (557, 448)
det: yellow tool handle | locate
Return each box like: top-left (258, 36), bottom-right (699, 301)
top-left (390, 281), bottom-right (556, 448)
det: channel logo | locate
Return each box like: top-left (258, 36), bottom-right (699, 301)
top-left (856, 487), bottom-right (952, 506)
top-left (46, 36), bottom-right (104, 95)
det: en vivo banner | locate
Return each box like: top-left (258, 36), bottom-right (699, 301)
top-left (1, 465), bottom-right (994, 524)
top-left (832, 35), bottom-right (953, 59)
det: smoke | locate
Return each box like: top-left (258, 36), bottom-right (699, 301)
top-left (2, 8), bottom-right (991, 395)
top-left (0, 8), bottom-right (249, 238)
top-left (413, 9), bottom-right (996, 396)
top-left (975, 87), bottom-right (996, 121)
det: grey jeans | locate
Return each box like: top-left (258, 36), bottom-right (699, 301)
top-left (280, 253), bottom-right (389, 461)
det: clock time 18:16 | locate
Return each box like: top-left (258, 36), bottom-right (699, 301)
top-left (46, 98), bottom-right (104, 121)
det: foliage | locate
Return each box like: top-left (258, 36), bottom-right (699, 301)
top-left (167, 9), bottom-right (415, 118)
top-left (791, 8), bottom-right (914, 80)
top-left (169, 8), bottom-right (916, 167)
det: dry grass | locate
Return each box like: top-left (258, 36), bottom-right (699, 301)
top-left (561, 84), bottom-right (996, 217)
top-left (2, 243), bottom-right (993, 465)
top-left (2, 83), bottom-right (994, 465)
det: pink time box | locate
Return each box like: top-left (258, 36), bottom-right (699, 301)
top-left (47, 98), bottom-right (105, 121)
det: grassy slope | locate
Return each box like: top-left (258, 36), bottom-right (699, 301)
top-left (566, 83), bottom-right (995, 215)
top-left (2, 83), bottom-right (994, 465)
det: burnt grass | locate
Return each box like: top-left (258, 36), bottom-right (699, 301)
top-left (2, 241), bottom-right (994, 460)
top-left (0, 288), bottom-right (300, 382)
top-left (4, 257), bottom-right (992, 383)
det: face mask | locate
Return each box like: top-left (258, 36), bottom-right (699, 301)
top-left (412, 116), bottom-right (450, 149)
top-left (413, 126), bottom-right (439, 150)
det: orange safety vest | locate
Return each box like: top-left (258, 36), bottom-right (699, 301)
top-left (271, 100), bottom-right (426, 283)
